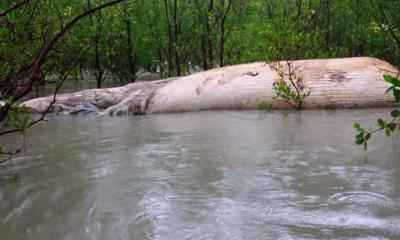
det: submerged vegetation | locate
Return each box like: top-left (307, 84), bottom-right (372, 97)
top-left (257, 101), bottom-right (273, 111)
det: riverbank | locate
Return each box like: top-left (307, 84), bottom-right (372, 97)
top-left (23, 57), bottom-right (398, 115)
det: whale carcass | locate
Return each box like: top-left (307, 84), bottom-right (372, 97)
top-left (23, 57), bottom-right (399, 115)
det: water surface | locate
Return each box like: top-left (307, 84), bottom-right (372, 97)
top-left (1, 109), bottom-right (400, 239)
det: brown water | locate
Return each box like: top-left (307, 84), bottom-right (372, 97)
top-left (1, 109), bottom-right (400, 240)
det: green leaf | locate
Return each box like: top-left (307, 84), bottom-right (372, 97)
top-left (17, 105), bottom-right (27, 113)
top-left (353, 122), bottom-right (361, 131)
top-left (356, 131), bottom-right (364, 139)
top-left (7, 111), bottom-right (18, 122)
top-left (355, 138), bottom-right (365, 145)
top-left (22, 116), bottom-right (31, 128)
top-left (365, 133), bottom-right (371, 141)
top-left (394, 89), bottom-right (400, 102)
top-left (384, 75), bottom-right (400, 87)
top-left (385, 128), bottom-right (391, 137)
top-left (391, 109), bottom-right (400, 118)
top-left (13, 122), bottom-right (20, 131)
top-left (387, 123), bottom-right (397, 132)
top-left (377, 118), bottom-right (385, 128)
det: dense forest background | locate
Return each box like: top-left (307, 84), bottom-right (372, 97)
top-left (1, 0), bottom-right (399, 93)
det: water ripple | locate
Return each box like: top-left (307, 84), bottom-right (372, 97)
top-left (328, 191), bottom-right (391, 206)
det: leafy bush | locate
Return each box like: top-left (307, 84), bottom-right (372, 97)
top-left (270, 61), bottom-right (311, 110)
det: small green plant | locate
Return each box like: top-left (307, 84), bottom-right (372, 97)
top-left (270, 61), bottom-right (311, 110)
top-left (258, 101), bottom-right (273, 111)
top-left (1, 95), bottom-right (31, 133)
top-left (2, 102), bottom-right (31, 134)
top-left (354, 75), bottom-right (400, 150)
top-left (0, 96), bottom-right (32, 163)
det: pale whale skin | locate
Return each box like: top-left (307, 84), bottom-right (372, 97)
top-left (23, 57), bottom-right (398, 115)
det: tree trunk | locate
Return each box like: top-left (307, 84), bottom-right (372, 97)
top-left (125, 8), bottom-right (136, 82)
top-left (173, 0), bottom-right (181, 76)
top-left (164, 0), bottom-right (173, 77)
top-left (158, 48), bottom-right (164, 77)
top-left (201, 37), bottom-right (208, 70)
top-left (207, 0), bottom-right (213, 68)
top-left (220, 17), bottom-right (225, 67)
top-left (94, 36), bottom-right (103, 88)
top-left (79, 58), bottom-right (84, 80)
top-left (87, 0), bottom-right (105, 88)
top-left (219, 0), bottom-right (232, 67)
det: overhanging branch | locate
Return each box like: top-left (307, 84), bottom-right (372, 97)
top-left (0, 0), bottom-right (126, 122)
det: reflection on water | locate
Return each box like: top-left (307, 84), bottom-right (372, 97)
top-left (0, 109), bottom-right (399, 239)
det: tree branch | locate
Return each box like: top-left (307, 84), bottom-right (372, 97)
top-left (0, 0), bottom-right (125, 122)
top-left (0, 47), bottom-right (88, 137)
top-left (0, 0), bottom-right (31, 18)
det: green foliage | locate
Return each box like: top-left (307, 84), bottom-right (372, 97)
top-left (0, 95), bottom-right (31, 161)
top-left (4, 105), bottom-right (31, 134)
top-left (273, 80), bottom-right (311, 110)
top-left (354, 122), bottom-right (372, 150)
top-left (1, 97), bottom-right (31, 134)
top-left (271, 62), bottom-right (311, 110)
top-left (354, 75), bottom-right (400, 150)
top-left (384, 75), bottom-right (400, 101)
top-left (2, 0), bottom-right (400, 89)
top-left (257, 101), bottom-right (273, 111)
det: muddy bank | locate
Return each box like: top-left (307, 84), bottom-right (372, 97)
top-left (23, 57), bottom-right (398, 115)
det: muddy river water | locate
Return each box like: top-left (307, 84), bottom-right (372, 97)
top-left (1, 109), bottom-right (400, 239)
